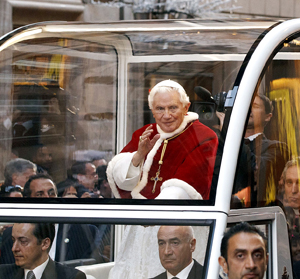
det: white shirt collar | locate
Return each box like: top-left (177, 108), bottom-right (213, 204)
top-left (166, 260), bottom-right (194, 279)
top-left (24, 257), bottom-right (49, 279)
top-left (246, 132), bottom-right (262, 141)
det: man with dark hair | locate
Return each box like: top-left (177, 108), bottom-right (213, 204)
top-left (151, 226), bottom-right (203, 279)
top-left (0, 223), bottom-right (86, 279)
top-left (97, 165), bottom-right (112, 198)
top-left (70, 161), bottom-right (98, 197)
top-left (233, 94), bottom-right (289, 207)
top-left (3, 158), bottom-right (36, 188)
top-left (23, 173), bottom-right (57, 198)
top-left (31, 144), bottom-right (53, 174)
top-left (218, 222), bottom-right (268, 279)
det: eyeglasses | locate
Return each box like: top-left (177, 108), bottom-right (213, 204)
top-left (4, 185), bottom-right (23, 193)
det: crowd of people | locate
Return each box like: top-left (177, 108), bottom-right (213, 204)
top-left (0, 157), bottom-right (111, 199)
top-left (0, 158), bottom-right (113, 269)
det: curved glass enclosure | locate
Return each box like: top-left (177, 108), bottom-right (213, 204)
top-left (0, 19), bottom-right (280, 205)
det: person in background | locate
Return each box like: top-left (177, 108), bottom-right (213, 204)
top-left (31, 144), bottom-right (53, 174)
top-left (233, 94), bottom-right (289, 207)
top-left (56, 179), bottom-right (78, 198)
top-left (96, 165), bottom-right (112, 198)
top-left (92, 157), bottom-right (107, 168)
top-left (70, 161), bottom-right (98, 198)
top-left (0, 185), bottom-right (23, 197)
top-left (2, 158), bottom-right (36, 189)
top-left (282, 158), bottom-right (300, 212)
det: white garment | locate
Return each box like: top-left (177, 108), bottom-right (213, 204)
top-left (109, 226), bottom-right (209, 279)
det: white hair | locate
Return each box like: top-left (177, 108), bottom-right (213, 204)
top-left (148, 80), bottom-right (190, 109)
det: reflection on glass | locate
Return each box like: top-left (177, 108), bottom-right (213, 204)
top-left (233, 93), bottom-right (289, 208)
top-left (0, 38), bottom-right (116, 186)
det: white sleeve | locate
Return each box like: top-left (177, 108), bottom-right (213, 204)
top-left (155, 186), bottom-right (191, 199)
top-left (155, 179), bottom-right (203, 200)
top-left (113, 152), bottom-right (141, 191)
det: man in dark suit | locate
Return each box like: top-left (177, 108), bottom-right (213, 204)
top-left (151, 226), bottom-right (203, 279)
top-left (233, 94), bottom-right (289, 207)
top-left (0, 223), bottom-right (86, 279)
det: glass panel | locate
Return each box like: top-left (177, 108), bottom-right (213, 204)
top-left (231, 33), bottom-right (300, 277)
top-left (232, 35), bottom-right (300, 208)
top-left (127, 24), bottom-right (272, 56)
top-left (0, 20), bottom-right (277, 203)
top-left (0, 37), bottom-right (117, 193)
top-left (0, 222), bottom-right (211, 279)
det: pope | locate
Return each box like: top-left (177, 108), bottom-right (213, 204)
top-left (107, 80), bottom-right (218, 200)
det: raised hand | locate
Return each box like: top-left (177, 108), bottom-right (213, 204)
top-left (132, 125), bottom-right (160, 167)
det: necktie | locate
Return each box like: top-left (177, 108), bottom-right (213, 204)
top-left (172, 277), bottom-right (179, 279)
top-left (27, 270), bottom-right (36, 279)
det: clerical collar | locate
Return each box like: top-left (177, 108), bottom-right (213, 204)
top-left (246, 132), bottom-right (262, 141)
top-left (24, 257), bottom-right (49, 279)
top-left (166, 260), bottom-right (194, 279)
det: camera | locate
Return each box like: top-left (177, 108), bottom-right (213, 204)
top-left (192, 86), bottom-right (227, 128)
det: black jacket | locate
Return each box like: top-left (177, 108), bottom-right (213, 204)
top-left (151, 259), bottom-right (203, 279)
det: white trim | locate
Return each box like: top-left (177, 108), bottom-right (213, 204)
top-left (8, 0), bottom-right (84, 12)
top-left (160, 179), bottom-right (203, 200)
top-left (127, 54), bottom-right (246, 63)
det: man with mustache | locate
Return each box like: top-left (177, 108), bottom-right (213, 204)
top-left (218, 222), bottom-right (268, 279)
top-left (151, 226), bottom-right (203, 279)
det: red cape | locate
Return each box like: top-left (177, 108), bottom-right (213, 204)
top-left (117, 119), bottom-right (218, 199)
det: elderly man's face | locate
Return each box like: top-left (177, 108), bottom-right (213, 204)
top-left (157, 226), bottom-right (195, 276)
top-left (13, 168), bottom-right (36, 188)
top-left (219, 232), bottom-right (268, 279)
top-left (12, 223), bottom-right (49, 270)
top-left (151, 90), bottom-right (190, 133)
top-left (30, 178), bottom-right (57, 198)
top-left (284, 165), bottom-right (300, 209)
